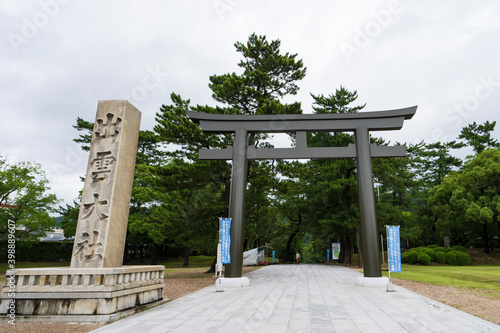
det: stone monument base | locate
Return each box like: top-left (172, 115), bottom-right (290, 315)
top-left (0, 265), bottom-right (165, 323)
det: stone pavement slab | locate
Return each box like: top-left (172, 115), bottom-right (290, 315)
top-left (93, 264), bottom-right (500, 332)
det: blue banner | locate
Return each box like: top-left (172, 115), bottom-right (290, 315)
top-left (220, 218), bottom-right (231, 264)
top-left (327, 249), bottom-right (330, 261)
top-left (272, 250), bottom-right (275, 263)
top-left (387, 226), bottom-right (402, 273)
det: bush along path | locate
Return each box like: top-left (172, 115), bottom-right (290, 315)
top-left (401, 245), bottom-right (471, 266)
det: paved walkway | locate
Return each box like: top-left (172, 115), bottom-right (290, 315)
top-left (94, 265), bottom-right (500, 333)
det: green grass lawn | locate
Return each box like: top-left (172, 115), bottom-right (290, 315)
top-left (385, 264), bottom-right (500, 298)
top-left (157, 255), bottom-right (215, 268)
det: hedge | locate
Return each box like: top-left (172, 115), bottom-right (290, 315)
top-left (417, 253), bottom-right (431, 265)
top-left (423, 248), bottom-right (435, 261)
top-left (400, 245), bottom-right (471, 266)
top-left (456, 251), bottom-right (471, 266)
top-left (447, 246), bottom-right (467, 253)
top-left (406, 251), bottom-right (418, 264)
top-left (0, 239), bottom-right (73, 262)
top-left (445, 251), bottom-right (458, 265)
top-left (435, 251), bottom-right (446, 264)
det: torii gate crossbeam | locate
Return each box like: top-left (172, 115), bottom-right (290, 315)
top-left (188, 106), bottom-right (417, 286)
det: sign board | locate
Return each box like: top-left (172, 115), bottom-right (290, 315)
top-left (332, 243), bottom-right (340, 260)
top-left (386, 226), bottom-right (402, 273)
top-left (220, 218), bottom-right (231, 264)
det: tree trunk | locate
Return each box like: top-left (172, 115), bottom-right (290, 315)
top-left (482, 223), bottom-right (490, 254)
top-left (139, 243), bottom-right (144, 263)
top-left (283, 233), bottom-right (295, 263)
top-left (283, 214), bottom-right (302, 263)
top-left (328, 237), bottom-right (333, 262)
top-left (356, 230), bottom-right (363, 268)
top-left (151, 244), bottom-right (159, 265)
top-left (340, 235), bottom-right (352, 264)
top-left (205, 257), bottom-right (217, 274)
top-left (182, 245), bottom-right (190, 267)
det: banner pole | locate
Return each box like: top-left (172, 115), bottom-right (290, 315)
top-left (216, 218), bottom-right (221, 277)
top-left (386, 226), bottom-right (391, 283)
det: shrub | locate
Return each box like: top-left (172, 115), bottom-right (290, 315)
top-left (435, 251), bottom-right (446, 264)
top-left (417, 253), bottom-right (431, 265)
top-left (412, 247), bottom-right (425, 253)
top-left (424, 248), bottom-right (436, 261)
top-left (427, 244), bottom-right (439, 249)
top-left (446, 251), bottom-right (458, 265)
top-left (433, 247), bottom-right (445, 253)
top-left (406, 251), bottom-right (418, 264)
top-left (456, 251), bottom-right (471, 266)
top-left (450, 246), bottom-right (468, 253)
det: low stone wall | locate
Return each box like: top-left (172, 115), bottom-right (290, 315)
top-left (0, 265), bottom-right (165, 322)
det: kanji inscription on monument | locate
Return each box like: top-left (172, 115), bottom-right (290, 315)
top-left (71, 100), bottom-right (141, 268)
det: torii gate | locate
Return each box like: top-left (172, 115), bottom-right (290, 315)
top-left (188, 106), bottom-right (416, 287)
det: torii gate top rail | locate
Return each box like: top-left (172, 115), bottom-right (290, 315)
top-left (187, 106), bottom-right (416, 133)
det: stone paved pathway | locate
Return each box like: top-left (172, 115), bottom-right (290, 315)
top-left (93, 264), bottom-right (500, 332)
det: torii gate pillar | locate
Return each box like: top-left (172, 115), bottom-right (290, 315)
top-left (189, 106), bottom-right (417, 288)
top-left (225, 129), bottom-right (249, 278)
top-left (355, 126), bottom-right (381, 278)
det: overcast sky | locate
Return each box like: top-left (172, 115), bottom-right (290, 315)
top-left (1, 1), bottom-right (499, 208)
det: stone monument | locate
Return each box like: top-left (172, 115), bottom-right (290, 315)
top-left (0, 100), bottom-right (165, 322)
top-left (71, 100), bottom-right (141, 268)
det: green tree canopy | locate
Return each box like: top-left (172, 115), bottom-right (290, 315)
top-left (209, 33), bottom-right (306, 115)
top-left (414, 141), bottom-right (463, 188)
top-left (428, 148), bottom-right (500, 253)
top-left (458, 120), bottom-right (499, 154)
top-left (0, 156), bottom-right (59, 239)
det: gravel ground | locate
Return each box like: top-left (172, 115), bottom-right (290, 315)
top-left (1, 266), bottom-right (498, 332)
top-left (392, 278), bottom-right (500, 325)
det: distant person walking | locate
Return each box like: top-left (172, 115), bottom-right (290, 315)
top-left (296, 251), bottom-right (301, 264)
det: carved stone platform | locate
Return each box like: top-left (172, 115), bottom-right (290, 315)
top-left (0, 265), bottom-right (165, 322)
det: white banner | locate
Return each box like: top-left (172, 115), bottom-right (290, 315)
top-left (332, 243), bottom-right (340, 260)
